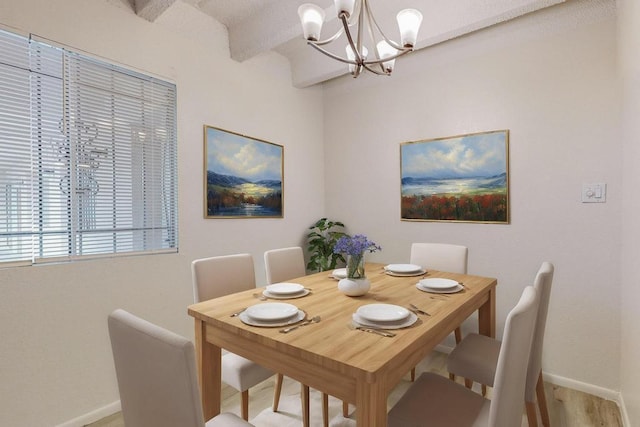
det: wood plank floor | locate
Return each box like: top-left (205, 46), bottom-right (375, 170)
top-left (87, 351), bottom-right (622, 427)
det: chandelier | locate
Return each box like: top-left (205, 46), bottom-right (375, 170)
top-left (298, 0), bottom-right (423, 78)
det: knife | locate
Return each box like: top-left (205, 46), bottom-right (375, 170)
top-left (355, 326), bottom-right (396, 337)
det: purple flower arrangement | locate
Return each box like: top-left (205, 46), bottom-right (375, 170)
top-left (333, 234), bottom-right (381, 256)
top-left (334, 234), bottom-right (381, 279)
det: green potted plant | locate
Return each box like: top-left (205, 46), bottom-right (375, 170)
top-left (306, 217), bottom-right (348, 272)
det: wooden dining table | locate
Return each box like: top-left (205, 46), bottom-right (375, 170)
top-left (188, 263), bottom-right (497, 427)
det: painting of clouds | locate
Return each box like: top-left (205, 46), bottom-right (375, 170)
top-left (400, 130), bottom-right (509, 223)
top-left (204, 126), bottom-right (283, 218)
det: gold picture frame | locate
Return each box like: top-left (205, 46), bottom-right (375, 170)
top-left (204, 125), bottom-right (284, 218)
top-left (400, 130), bottom-right (510, 223)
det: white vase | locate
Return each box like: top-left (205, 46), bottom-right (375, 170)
top-left (338, 277), bottom-right (371, 296)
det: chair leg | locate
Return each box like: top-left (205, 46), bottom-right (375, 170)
top-left (241, 389), bottom-right (249, 421)
top-left (448, 327), bottom-right (462, 385)
top-left (481, 384), bottom-right (487, 396)
top-left (454, 326), bottom-right (462, 343)
top-left (411, 367), bottom-right (416, 381)
top-left (322, 393), bottom-right (329, 427)
top-left (464, 378), bottom-right (473, 389)
top-left (342, 401), bottom-right (349, 417)
top-left (526, 401), bottom-right (539, 427)
top-left (301, 383), bottom-right (310, 427)
top-left (536, 371), bottom-right (551, 427)
top-left (272, 373), bottom-right (283, 412)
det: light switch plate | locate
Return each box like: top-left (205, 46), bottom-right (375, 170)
top-left (582, 183), bottom-right (606, 203)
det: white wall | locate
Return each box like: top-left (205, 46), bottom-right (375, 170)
top-left (0, 1), bottom-right (325, 426)
top-left (323, 0), bottom-right (621, 393)
top-left (617, 0), bottom-right (640, 424)
top-left (0, 0), bottom-right (633, 425)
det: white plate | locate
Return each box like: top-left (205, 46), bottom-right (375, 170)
top-left (385, 269), bottom-right (426, 277)
top-left (419, 278), bottom-right (459, 290)
top-left (266, 282), bottom-right (305, 295)
top-left (330, 268), bottom-right (347, 279)
top-left (385, 263), bottom-right (423, 274)
top-left (240, 310), bottom-right (306, 327)
top-left (245, 303), bottom-right (299, 321)
top-left (352, 312), bottom-right (418, 330)
top-left (416, 282), bottom-right (464, 294)
top-left (262, 289), bottom-right (310, 300)
top-left (356, 304), bottom-right (410, 322)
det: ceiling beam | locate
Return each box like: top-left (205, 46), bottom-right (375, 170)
top-left (134, 0), bottom-right (177, 22)
top-left (280, 0), bottom-right (568, 87)
top-left (226, 0), bottom-right (330, 63)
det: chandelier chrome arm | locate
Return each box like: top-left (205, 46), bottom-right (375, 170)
top-left (309, 27), bottom-right (344, 47)
top-left (306, 38), bottom-right (413, 67)
top-left (298, 0), bottom-right (422, 78)
top-left (363, 0), bottom-right (406, 51)
top-left (307, 42), bottom-right (357, 65)
top-left (307, 12), bottom-right (414, 65)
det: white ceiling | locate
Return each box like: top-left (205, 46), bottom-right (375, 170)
top-left (127, 0), bottom-right (573, 87)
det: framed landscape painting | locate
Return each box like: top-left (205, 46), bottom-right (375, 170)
top-left (204, 126), bottom-right (283, 218)
top-left (400, 130), bottom-right (509, 223)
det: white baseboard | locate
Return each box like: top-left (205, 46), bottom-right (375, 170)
top-left (56, 366), bottom-right (631, 427)
top-left (618, 393), bottom-right (631, 427)
top-left (538, 372), bottom-right (628, 427)
top-left (433, 347), bottom-right (630, 427)
top-left (543, 372), bottom-right (619, 401)
top-left (56, 401), bottom-right (121, 427)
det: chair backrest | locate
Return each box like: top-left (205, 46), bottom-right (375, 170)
top-left (409, 243), bottom-right (468, 274)
top-left (192, 254), bottom-right (256, 303)
top-left (108, 309), bottom-right (205, 427)
top-left (489, 286), bottom-right (540, 427)
top-left (264, 246), bottom-right (306, 284)
top-left (525, 261), bottom-right (555, 401)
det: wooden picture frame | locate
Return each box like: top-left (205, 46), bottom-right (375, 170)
top-left (400, 130), bottom-right (509, 223)
top-left (204, 125), bottom-right (283, 218)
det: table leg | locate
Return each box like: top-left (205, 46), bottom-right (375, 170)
top-left (478, 285), bottom-right (496, 338)
top-left (301, 383), bottom-right (310, 427)
top-left (356, 379), bottom-right (387, 426)
top-left (194, 319), bottom-right (221, 421)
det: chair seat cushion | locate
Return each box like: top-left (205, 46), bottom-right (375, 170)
top-left (206, 412), bottom-right (253, 426)
top-left (388, 373), bottom-right (490, 427)
top-left (222, 353), bottom-right (274, 392)
top-left (447, 333), bottom-right (501, 387)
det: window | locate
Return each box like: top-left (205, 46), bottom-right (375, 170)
top-left (0, 29), bottom-right (178, 266)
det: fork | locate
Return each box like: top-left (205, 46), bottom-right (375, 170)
top-left (409, 304), bottom-right (430, 316)
top-left (279, 316), bottom-right (321, 333)
top-left (348, 323), bottom-right (396, 337)
top-left (230, 308), bottom-right (246, 317)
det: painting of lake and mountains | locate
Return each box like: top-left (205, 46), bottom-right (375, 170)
top-left (401, 130), bottom-right (509, 223)
top-left (205, 126), bottom-right (283, 218)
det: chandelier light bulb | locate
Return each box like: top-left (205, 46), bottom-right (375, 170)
top-left (334, 0), bottom-right (356, 18)
top-left (397, 9), bottom-right (423, 47)
top-left (298, 3), bottom-right (325, 41)
top-left (376, 41), bottom-right (397, 73)
top-left (346, 44), bottom-right (368, 74)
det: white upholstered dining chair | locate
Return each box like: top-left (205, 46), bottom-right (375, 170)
top-left (264, 246), bottom-right (306, 286)
top-left (387, 286), bottom-right (540, 427)
top-left (409, 242), bottom-right (469, 380)
top-left (263, 246), bottom-right (331, 427)
top-left (108, 309), bottom-right (253, 427)
top-left (447, 262), bottom-right (555, 427)
top-left (192, 254), bottom-right (280, 421)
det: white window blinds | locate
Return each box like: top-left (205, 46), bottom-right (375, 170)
top-left (0, 30), bottom-right (178, 265)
